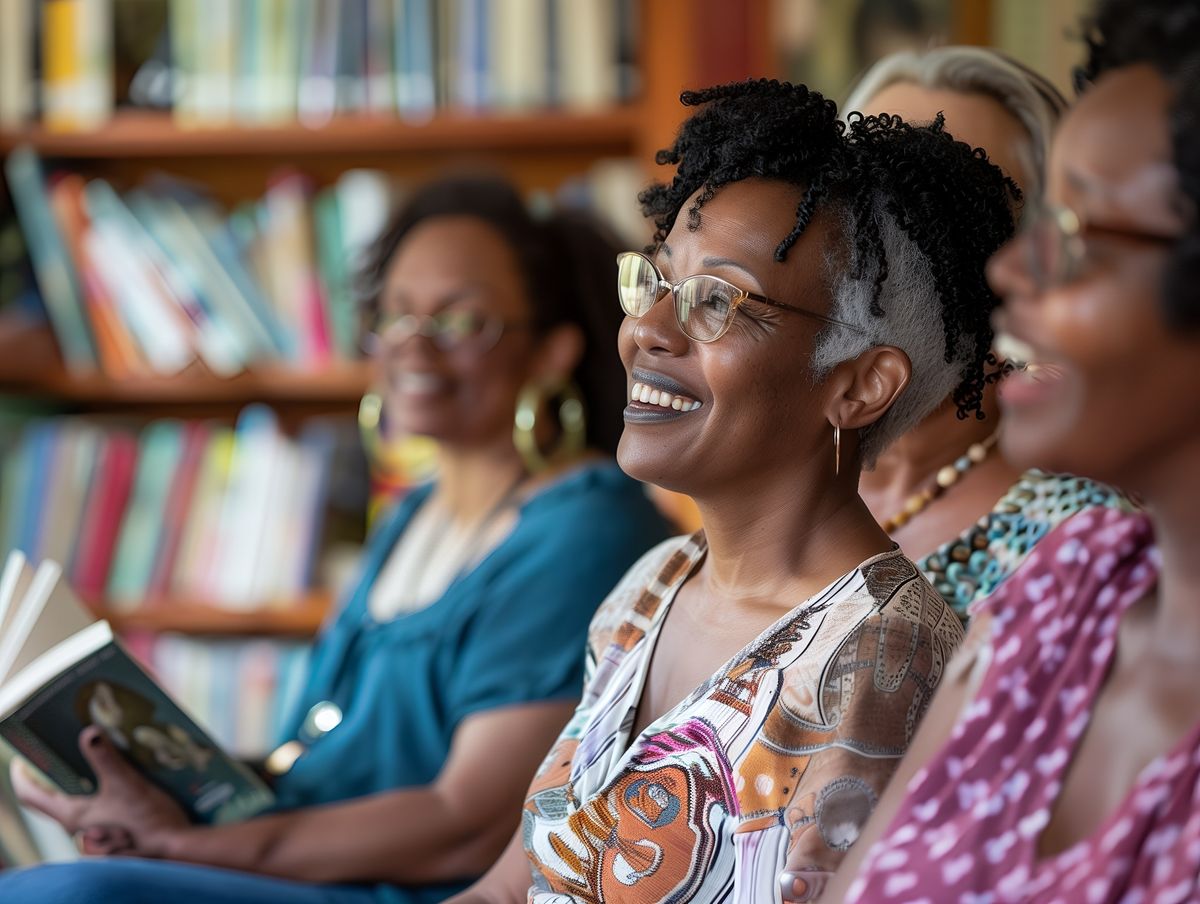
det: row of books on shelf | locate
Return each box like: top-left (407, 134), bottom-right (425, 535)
top-left (4, 149), bottom-right (391, 377)
top-left (0, 0), bottom-right (639, 131)
top-left (1, 150), bottom-right (648, 380)
top-left (0, 406), bottom-right (339, 613)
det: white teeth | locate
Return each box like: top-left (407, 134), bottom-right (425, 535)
top-left (396, 372), bottom-right (444, 393)
top-left (994, 332), bottom-right (1037, 367)
top-left (628, 380), bottom-right (701, 412)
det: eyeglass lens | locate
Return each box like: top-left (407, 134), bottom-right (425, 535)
top-left (617, 253), bottom-right (738, 342)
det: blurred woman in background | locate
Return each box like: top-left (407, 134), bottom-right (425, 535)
top-left (844, 48), bottom-right (1131, 621)
top-left (1, 176), bottom-right (672, 903)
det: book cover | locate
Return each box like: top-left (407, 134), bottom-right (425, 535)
top-left (0, 623), bottom-right (274, 825)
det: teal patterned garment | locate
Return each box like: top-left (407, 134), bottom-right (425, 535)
top-left (916, 469), bottom-right (1135, 621)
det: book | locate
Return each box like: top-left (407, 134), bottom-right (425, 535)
top-left (3, 147), bottom-right (98, 374)
top-left (41, 0), bottom-right (114, 132)
top-left (0, 0), bottom-right (35, 127)
top-left (0, 551), bottom-right (275, 825)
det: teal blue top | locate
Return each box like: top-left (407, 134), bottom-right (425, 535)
top-left (273, 461), bottom-right (672, 904)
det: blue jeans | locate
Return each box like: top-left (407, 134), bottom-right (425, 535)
top-left (0, 859), bottom-right (397, 904)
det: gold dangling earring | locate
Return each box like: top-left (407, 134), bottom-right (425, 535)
top-left (513, 379), bottom-right (587, 474)
top-left (358, 392), bottom-right (437, 488)
top-left (834, 423), bottom-right (841, 478)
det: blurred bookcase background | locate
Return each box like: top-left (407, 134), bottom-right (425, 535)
top-left (0, 0), bottom-right (1085, 866)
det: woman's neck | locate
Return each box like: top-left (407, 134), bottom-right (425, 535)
top-left (1137, 434), bottom-right (1200, 661)
top-left (433, 441), bottom-right (528, 523)
top-left (691, 467), bottom-right (893, 607)
top-left (860, 395), bottom-right (1002, 508)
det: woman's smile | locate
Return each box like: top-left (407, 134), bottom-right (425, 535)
top-left (993, 328), bottom-right (1069, 410)
top-left (624, 367), bottom-right (704, 422)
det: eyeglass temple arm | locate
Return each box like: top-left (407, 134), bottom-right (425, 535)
top-left (741, 292), bottom-right (867, 335)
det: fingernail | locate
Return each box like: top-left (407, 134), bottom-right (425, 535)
top-left (779, 871), bottom-right (817, 903)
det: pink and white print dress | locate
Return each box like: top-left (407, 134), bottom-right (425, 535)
top-left (847, 508), bottom-right (1200, 903)
top-left (519, 533), bottom-right (962, 903)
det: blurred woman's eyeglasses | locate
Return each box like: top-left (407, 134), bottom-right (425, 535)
top-left (1023, 203), bottom-right (1179, 291)
top-left (364, 308), bottom-right (531, 354)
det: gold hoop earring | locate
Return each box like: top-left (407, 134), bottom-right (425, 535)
top-left (513, 380), bottom-right (586, 474)
top-left (358, 392), bottom-right (437, 484)
top-left (834, 423), bottom-right (841, 477)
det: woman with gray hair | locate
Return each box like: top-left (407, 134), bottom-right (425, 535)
top-left (842, 47), bottom-right (1131, 623)
top-left (448, 78), bottom-right (1015, 904)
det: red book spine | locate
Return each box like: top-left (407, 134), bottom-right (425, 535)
top-left (71, 433), bottom-right (139, 602)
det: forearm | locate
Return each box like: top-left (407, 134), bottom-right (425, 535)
top-left (445, 830), bottom-right (531, 904)
top-left (154, 784), bottom-right (512, 885)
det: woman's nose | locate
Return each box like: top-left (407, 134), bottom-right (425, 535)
top-left (987, 234), bottom-right (1037, 305)
top-left (631, 293), bottom-right (689, 356)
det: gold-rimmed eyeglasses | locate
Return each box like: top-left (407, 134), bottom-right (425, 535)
top-left (616, 251), bottom-right (865, 343)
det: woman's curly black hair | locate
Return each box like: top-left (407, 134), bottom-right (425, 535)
top-left (639, 79), bottom-right (1019, 434)
top-left (1076, 0), bottom-right (1200, 333)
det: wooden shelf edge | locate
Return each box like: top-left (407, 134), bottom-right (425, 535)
top-left (0, 107), bottom-right (642, 159)
top-left (0, 360), bottom-right (373, 405)
top-left (94, 595), bottom-right (331, 637)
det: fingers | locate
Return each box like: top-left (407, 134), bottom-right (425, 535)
top-left (78, 726), bottom-right (144, 793)
top-left (9, 757), bottom-right (84, 832)
top-left (79, 825), bottom-right (136, 856)
top-left (779, 870), bottom-right (831, 903)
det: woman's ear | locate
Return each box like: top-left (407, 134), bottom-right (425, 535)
top-left (826, 345), bottom-right (911, 430)
top-left (529, 323), bottom-right (586, 385)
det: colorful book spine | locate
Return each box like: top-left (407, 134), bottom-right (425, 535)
top-left (4, 148), bottom-right (97, 374)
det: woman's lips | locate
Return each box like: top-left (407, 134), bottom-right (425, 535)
top-left (624, 369), bottom-right (703, 423)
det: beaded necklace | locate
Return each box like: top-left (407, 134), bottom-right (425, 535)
top-left (878, 430), bottom-right (1001, 534)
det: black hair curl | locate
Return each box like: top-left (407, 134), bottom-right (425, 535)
top-left (638, 79), bottom-right (1019, 421)
top-left (1076, 0), bottom-right (1200, 333)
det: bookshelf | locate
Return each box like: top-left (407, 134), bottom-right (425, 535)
top-left (94, 593), bottom-right (330, 637)
top-left (0, 0), bottom-right (776, 636)
top-left (0, 109), bottom-right (642, 159)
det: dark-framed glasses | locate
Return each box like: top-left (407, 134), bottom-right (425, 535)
top-left (616, 250), bottom-right (865, 343)
top-left (365, 308), bottom-right (529, 354)
top-left (1024, 203), bottom-right (1179, 291)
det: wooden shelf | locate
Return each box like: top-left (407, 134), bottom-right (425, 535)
top-left (0, 359), bottom-right (372, 406)
top-left (0, 108), bottom-right (642, 159)
top-left (93, 594), bottom-right (331, 637)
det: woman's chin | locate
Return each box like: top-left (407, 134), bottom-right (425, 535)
top-left (616, 438), bottom-right (692, 495)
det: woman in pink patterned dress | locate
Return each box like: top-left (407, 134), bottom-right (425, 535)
top-left (821, 1), bottom-right (1200, 901)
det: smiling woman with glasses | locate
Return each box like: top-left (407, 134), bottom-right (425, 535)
top-left (0, 176), bottom-right (672, 904)
top-left (447, 78), bottom-right (1018, 904)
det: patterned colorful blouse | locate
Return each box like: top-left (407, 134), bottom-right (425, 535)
top-left (520, 533), bottom-right (964, 903)
top-left (917, 469), bottom-right (1132, 620)
top-left (847, 508), bottom-right (1200, 903)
